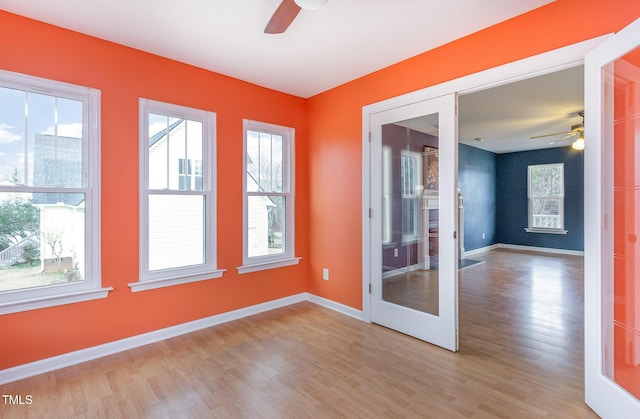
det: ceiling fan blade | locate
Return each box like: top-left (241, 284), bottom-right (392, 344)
top-left (550, 132), bottom-right (578, 144)
top-left (264, 0), bottom-right (301, 34)
top-left (530, 130), bottom-right (575, 139)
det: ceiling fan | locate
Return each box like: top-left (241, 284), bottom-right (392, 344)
top-left (530, 111), bottom-right (585, 150)
top-left (264, 0), bottom-right (328, 34)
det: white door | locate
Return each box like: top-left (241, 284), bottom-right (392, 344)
top-left (368, 93), bottom-right (458, 351)
top-left (584, 17), bottom-right (640, 418)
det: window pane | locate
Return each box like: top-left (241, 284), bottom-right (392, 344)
top-left (0, 192), bottom-right (85, 292)
top-left (247, 195), bottom-right (285, 258)
top-left (148, 113), bottom-right (169, 190)
top-left (272, 135), bottom-right (283, 193)
top-left (259, 132), bottom-right (272, 192)
top-left (0, 86), bottom-right (25, 185)
top-left (246, 130), bottom-right (259, 192)
top-left (186, 120), bottom-right (203, 191)
top-left (148, 194), bottom-right (204, 271)
top-left (246, 130), bottom-right (284, 193)
top-left (531, 166), bottom-right (562, 197)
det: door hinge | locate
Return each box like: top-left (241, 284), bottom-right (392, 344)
top-left (369, 283), bottom-right (372, 294)
top-left (369, 208), bottom-right (373, 218)
top-left (368, 132), bottom-right (372, 142)
top-left (453, 231), bottom-right (457, 239)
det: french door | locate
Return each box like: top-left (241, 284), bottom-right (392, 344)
top-left (368, 93), bottom-right (458, 351)
top-left (584, 17), bottom-right (640, 418)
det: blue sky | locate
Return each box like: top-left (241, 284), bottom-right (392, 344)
top-left (0, 86), bottom-right (82, 185)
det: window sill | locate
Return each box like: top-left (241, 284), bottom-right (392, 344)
top-left (129, 269), bottom-right (226, 292)
top-left (0, 286), bottom-right (113, 315)
top-left (524, 227), bottom-right (568, 235)
top-left (237, 257), bottom-right (302, 274)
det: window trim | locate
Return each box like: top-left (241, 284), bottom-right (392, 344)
top-left (237, 119), bottom-right (300, 274)
top-left (0, 69), bottom-right (111, 314)
top-left (526, 162), bottom-right (568, 235)
top-left (132, 99), bottom-right (224, 292)
top-left (400, 150), bottom-right (423, 242)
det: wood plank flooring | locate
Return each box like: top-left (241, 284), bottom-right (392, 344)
top-left (0, 249), bottom-right (597, 418)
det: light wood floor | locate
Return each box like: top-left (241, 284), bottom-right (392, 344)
top-left (1, 249), bottom-right (597, 418)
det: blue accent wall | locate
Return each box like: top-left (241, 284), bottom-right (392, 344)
top-left (458, 144), bottom-right (584, 252)
top-left (458, 143), bottom-right (497, 251)
top-left (496, 146), bottom-right (584, 251)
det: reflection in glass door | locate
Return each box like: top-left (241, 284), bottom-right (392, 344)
top-left (381, 114), bottom-right (440, 316)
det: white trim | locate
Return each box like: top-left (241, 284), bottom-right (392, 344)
top-left (462, 243), bottom-right (583, 257)
top-left (128, 269), bottom-right (225, 292)
top-left (524, 227), bottom-right (568, 235)
top-left (237, 257), bottom-right (301, 274)
top-left (362, 35), bottom-right (609, 326)
top-left (0, 292), bottom-right (361, 385)
top-left (0, 287), bottom-right (112, 315)
top-left (307, 293), bottom-right (364, 320)
top-left (462, 244), bottom-right (500, 257)
top-left (497, 243), bottom-right (583, 256)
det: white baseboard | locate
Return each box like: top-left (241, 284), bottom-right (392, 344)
top-left (463, 244), bottom-right (499, 258)
top-left (0, 292), bottom-right (364, 385)
top-left (463, 243), bottom-right (583, 258)
top-left (307, 293), bottom-right (363, 320)
top-left (497, 243), bottom-right (584, 256)
top-left (0, 292), bottom-right (312, 385)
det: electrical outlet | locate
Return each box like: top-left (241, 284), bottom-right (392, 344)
top-left (323, 268), bottom-right (329, 280)
top-left (482, 233), bottom-right (485, 240)
top-left (394, 248), bottom-right (399, 257)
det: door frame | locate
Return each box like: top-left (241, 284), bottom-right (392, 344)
top-left (362, 34), bottom-right (609, 323)
top-left (584, 17), bottom-right (640, 418)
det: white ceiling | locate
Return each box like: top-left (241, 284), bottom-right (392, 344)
top-left (3, 0), bottom-right (581, 154)
top-left (0, 0), bottom-right (552, 98)
top-left (399, 66), bottom-right (585, 153)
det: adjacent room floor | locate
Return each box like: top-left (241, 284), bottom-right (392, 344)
top-left (0, 249), bottom-right (596, 418)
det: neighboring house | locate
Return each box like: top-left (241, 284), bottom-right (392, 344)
top-left (246, 170), bottom-right (276, 258)
top-left (147, 118), bottom-right (204, 270)
top-left (32, 134), bottom-right (85, 276)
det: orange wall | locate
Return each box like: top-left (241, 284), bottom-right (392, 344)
top-left (306, 0), bottom-right (640, 309)
top-left (0, 11), bottom-right (309, 370)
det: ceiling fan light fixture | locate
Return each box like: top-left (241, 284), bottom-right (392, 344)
top-left (571, 133), bottom-right (585, 151)
top-left (294, 0), bottom-right (327, 10)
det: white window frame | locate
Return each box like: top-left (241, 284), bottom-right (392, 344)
top-left (132, 99), bottom-right (224, 292)
top-left (400, 150), bottom-right (423, 241)
top-left (0, 69), bottom-right (110, 314)
top-left (525, 162), bottom-right (568, 234)
top-left (237, 120), bottom-right (300, 274)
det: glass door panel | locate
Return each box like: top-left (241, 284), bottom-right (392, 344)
top-left (585, 16), bottom-right (640, 417)
top-left (606, 47), bottom-right (640, 400)
top-left (381, 114), bottom-right (440, 316)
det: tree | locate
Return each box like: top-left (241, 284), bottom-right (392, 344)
top-left (21, 243), bottom-right (39, 266)
top-left (0, 195), bottom-right (40, 251)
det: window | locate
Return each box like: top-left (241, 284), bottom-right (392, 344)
top-left (238, 120), bottom-right (300, 274)
top-left (526, 163), bottom-right (567, 234)
top-left (401, 150), bottom-right (422, 241)
top-left (382, 146), bottom-right (392, 244)
top-left (133, 99), bottom-right (224, 292)
top-left (178, 158), bottom-right (202, 191)
top-left (0, 69), bottom-right (109, 314)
